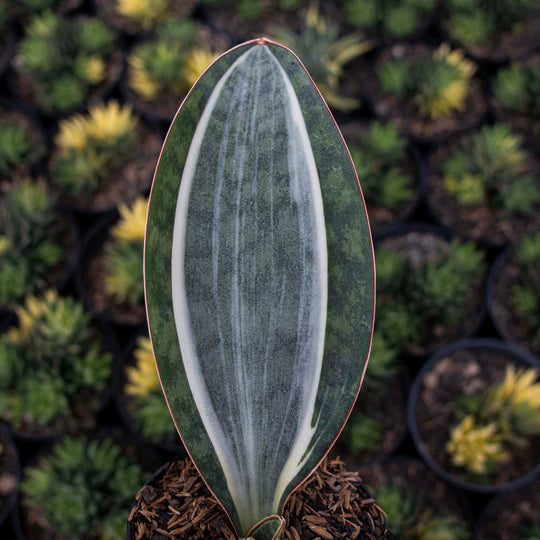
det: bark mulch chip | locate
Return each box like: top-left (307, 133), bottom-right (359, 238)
top-left (129, 457), bottom-right (392, 539)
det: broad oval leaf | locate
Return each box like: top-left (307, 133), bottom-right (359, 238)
top-left (145, 39), bottom-right (374, 540)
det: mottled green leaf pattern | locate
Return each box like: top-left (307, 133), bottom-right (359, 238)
top-left (145, 41), bottom-right (374, 539)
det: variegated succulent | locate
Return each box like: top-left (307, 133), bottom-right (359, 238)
top-left (145, 39), bottom-right (374, 539)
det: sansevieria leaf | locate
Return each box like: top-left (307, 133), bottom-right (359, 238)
top-left (145, 39), bottom-right (375, 540)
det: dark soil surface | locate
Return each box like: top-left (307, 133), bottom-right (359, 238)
top-left (415, 349), bottom-right (540, 487)
top-left (363, 43), bottom-right (486, 142)
top-left (332, 371), bottom-right (407, 464)
top-left (357, 457), bottom-right (469, 528)
top-left (490, 249), bottom-right (539, 356)
top-left (50, 125), bottom-right (161, 213)
top-left (339, 122), bottom-right (419, 234)
top-left (426, 144), bottom-right (540, 246)
top-left (476, 481), bottom-right (540, 539)
top-left (128, 457), bottom-right (392, 539)
top-left (378, 231), bottom-right (485, 355)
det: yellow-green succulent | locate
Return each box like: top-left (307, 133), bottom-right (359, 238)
top-left (441, 124), bottom-right (539, 215)
top-left (110, 197), bottom-right (147, 244)
top-left (125, 337), bottom-right (159, 398)
top-left (116, 0), bottom-right (169, 29)
top-left (417, 44), bottom-right (475, 119)
top-left (377, 43), bottom-right (476, 121)
top-left (124, 337), bottom-right (176, 443)
top-left (271, 3), bottom-right (371, 110)
top-left (448, 365), bottom-right (540, 476)
top-left (183, 47), bottom-right (219, 89)
top-left (446, 415), bottom-right (508, 474)
top-left (104, 196), bottom-right (147, 306)
top-left (53, 101), bottom-right (137, 195)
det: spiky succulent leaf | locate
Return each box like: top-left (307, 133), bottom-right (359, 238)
top-left (145, 40), bottom-right (374, 539)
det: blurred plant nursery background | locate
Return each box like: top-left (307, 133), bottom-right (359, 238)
top-left (0, 0), bottom-right (539, 538)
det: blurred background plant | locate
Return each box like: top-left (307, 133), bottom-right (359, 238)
top-left (127, 19), bottom-right (219, 120)
top-left (104, 197), bottom-right (146, 308)
top-left (123, 337), bottom-right (176, 444)
top-left (52, 101), bottom-right (137, 196)
top-left (0, 119), bottom-right (40, 180)
top-left (349, 121), bottom-right (414, 226)
top-left (0, 291), bottom-right (112, 433)
top-left (22, 436), bottom-right (145, 539)
top-left (376, 239), bottom-right (486, 351)
top-left (0, 180), bottom-right (65, 306)
top-left (15, 11), bottom-right (114, 112)
top-left (373, 484), bottom-right (470, 539)
top-left (340, 332), bottom-right (399, 455)
top-left (271, 4), bottom-right (371, 110)
top-left (444, 0), bottom-right (539, 52)
top-left (448, 365), bottom-right (540, 481)
top-left (442, 124), bottom-right (538, 216)
top-left (493, 61), bottom-right (540, 117)
top-left (511, 234), bottom-right (540, 351)
top-left (377, 44), bottom-right (476, 121)
top-left (341, 0), bottom-right (438, 40)
top-left (116, 0), bottom-right (170, 30)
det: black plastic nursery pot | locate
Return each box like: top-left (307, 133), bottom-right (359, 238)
top-left (474, 479), bottom-right (540, 539)
top-left (125, 461), bottom-right (170, 540)
top-left (408, 338), bottom-right (540, 495)
top-left (374, 222), bottom-right (487, 358)
top-left (487, 244), bottom-right (539, 356)
top-left (126, 457), bottom-right (391, 540)
top-left (0, 424), bottom-right (20, 530)
top-left (114, 333), bottom-right (185, 456)
top-left (75, 214), bottom-right (147, 328)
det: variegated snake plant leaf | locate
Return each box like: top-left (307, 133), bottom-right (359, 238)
top-left (145, 38), bottom-right (375, 540)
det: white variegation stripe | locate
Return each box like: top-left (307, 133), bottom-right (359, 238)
top-left (171, 44), bottom-right (327, 533)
